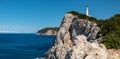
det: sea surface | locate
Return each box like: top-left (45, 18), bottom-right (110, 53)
top-left (0, 33), bottom-right (55, 59)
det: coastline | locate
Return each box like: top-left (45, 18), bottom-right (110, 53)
top-left (36, 33), bottom-right (56, 36)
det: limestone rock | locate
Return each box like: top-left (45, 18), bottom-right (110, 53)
top-left (46, 13), bottom-right (120, 59)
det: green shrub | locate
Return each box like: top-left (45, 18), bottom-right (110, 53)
top-left (100, 31), bottom-right (120, 49)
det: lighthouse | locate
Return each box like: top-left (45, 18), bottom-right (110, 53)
top-left (86, 5), bottom-right (89, 16)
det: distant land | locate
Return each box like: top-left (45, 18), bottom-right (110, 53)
top-left (37, 27), bottom-right (59, 35)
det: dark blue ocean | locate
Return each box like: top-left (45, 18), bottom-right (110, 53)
top-left (0, 33), bottom-right (55, 59)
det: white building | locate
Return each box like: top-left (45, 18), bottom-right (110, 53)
top-left (86, 5), bottom-right (89, 16)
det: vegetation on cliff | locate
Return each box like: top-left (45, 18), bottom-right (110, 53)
top-left (100, 14), bottom-right (120, 49)
top-left (68, 11), bottom-right (120, 49)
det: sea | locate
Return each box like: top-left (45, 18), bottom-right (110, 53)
top-left (0, 33), bottom-right (55, 59)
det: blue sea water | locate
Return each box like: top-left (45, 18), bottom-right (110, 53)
top-left (0, 33), bottom-right (55, 59)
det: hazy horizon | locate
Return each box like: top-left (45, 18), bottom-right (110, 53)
top-left (0, 0), bottom-right (120, 33)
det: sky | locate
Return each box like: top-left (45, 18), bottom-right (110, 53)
top-left (0, 0), bottom-right (120, 33)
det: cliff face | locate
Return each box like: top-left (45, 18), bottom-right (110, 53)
top-left (46, 13), bottom-right (120, 59)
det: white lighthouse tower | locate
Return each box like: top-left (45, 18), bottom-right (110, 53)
top-left (86, 5), bottom-right (89, 16)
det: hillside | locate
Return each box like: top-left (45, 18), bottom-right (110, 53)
top-left (37, 27), bottom-right (59, 35)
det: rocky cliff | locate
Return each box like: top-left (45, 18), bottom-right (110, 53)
top-left (46, 13), bottom-right (120, 59)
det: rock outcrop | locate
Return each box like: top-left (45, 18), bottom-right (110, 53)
top-left (46, 13), bottom-right (120, 59)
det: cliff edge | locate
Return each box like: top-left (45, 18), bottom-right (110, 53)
top-left (46, 13), bottom-right (120, 59)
